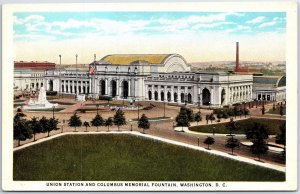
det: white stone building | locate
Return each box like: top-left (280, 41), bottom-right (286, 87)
top-left (14, 69), bottom-right (45, 91)
top-left (44, 53), bottom-right (254, 107)
top-left (252, 75), bottom-right (286, 101)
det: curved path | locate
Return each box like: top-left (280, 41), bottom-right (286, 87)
top-left (13, 131), bottom-right (285, 173)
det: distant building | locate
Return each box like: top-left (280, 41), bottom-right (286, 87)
top-left (14, 61), bottom-right (56, 70)
top-left (14, 69), bottom-right (44, 91)
top-left (14, 61), bottom-right (56, 91)
top-left (252, 75), bottom-right (286, 101)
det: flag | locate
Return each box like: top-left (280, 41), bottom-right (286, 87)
top-left (89, 65), bottom-right (96, 75)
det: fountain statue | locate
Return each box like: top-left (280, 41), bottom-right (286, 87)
top-left (23, 87), bottom-right (58, 110)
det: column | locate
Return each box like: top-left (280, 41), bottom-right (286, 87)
top-left (89, 79), bottom-right (92, 94)
top-left (116, 79), bottom-right (119, 97)
top-left (170, 86), bottom-right (174, 102)
top-left (164, 87), bottom-right (167, 102)
top-left (128, 79), bottom-right (131, 97)
top-left (105, 78), bottom-right (108, 95)
top-left (134, 78), bottom-right (138, 98)
top-left (210, 87), bottom-right (214, 105)
top-left (177, 87), bottom-right (180, 103)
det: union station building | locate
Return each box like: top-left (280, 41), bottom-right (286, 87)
top-left (43, 53), bottom-right (255, 107)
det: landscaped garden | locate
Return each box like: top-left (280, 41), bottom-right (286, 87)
top-left (14, 134), bottom-right (285, 181)
top-left (189, 118), bottom-right (285, 135)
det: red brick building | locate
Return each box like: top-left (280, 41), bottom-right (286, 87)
top-left (14, 61), bottom-right (56, 70)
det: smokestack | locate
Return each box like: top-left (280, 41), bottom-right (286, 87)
top-left (235, 42), bottom-right (239, 72)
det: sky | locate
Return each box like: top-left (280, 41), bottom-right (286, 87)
top-left (13, 12), bottom-right (286, 64)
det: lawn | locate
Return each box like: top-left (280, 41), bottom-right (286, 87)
top-left (267, 107), bottom-right (286, 115)
top-left (189, 118), bottom-right (285, 135)
top-left (14, 134), bottom-right (285, 181)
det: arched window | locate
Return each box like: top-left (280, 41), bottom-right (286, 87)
top-left (148, 91), bottom-right (152, 100)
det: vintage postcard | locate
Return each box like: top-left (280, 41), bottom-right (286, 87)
top-left (2, 1), bottom-right (298, 191)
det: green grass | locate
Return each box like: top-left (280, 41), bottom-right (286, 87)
top-left (267, 108), bottom-right (286, 115)
top-left (189, 118), bottom-right (285, 135)
top-left (131, 117), bottom-right (172, 121)
top-left (13, 134), bottom-right (285, 181)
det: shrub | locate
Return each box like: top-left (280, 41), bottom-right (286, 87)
top-left (99, 95), bottom-right (112, 101)
top-left (46, 91), bottom-right (58, 96)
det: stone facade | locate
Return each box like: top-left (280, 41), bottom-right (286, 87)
top-left (42, 53), bottom-right (258, 107)
top-left (14, 69), bottom-right (44, 91)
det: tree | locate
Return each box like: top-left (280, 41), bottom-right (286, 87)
top-left (68, 113), bottom-right (82, 132)
top-left (29, 117), bottom-right (43, 141)
top-left (279, 104), bottom-right (284, 117)
top-left (203, 136), bottom-right (215, 150)
top-left (48, 117), bottom-right (59, 137)
top-left (83, 121), bottom-right (90, 132)
top-left (105, 117), bottom-right (114, 132)
top-left (209, 113), bottom-right (215, 123)
top-left (39, 116), bottom-right (49, 135)
top-left (247, 123), bottom-right (269, 161)
top-left (91, 114), bottom-right (104, 131)
top-left (225, 118), bottom-right (238, 135)
top-left (194, 112), bottom-right (202, 125)
top-left (276, 123), bottom-right (286, 157)
top-left (13, 114), bottom-right (32, 146)
top-left (138, 114), bottom-right (150, 133)
top-left (113, 109), bottom-right (126, 131)
top-left (262, 103), bottom-right (265, 115)
top-left (225, 136), bottom-right (240, 155)
top-left (217, 113), bottom-right (222, 120)
top-left (246, 123), bottom-right (269, 140)
top-left (180, 107), bottom-right (194, 122)
top-left (175, 109), bottom-right (189, 131)
top-left (205, 114), bottom-right (209, 124)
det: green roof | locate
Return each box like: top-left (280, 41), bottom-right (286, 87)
top-left (253, 76), bottom-right (286, 87)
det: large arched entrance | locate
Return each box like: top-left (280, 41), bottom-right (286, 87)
top-left (202, 88), bottom-right (211, 105)
top-left (100, 80), bottom-right (106, 95)
top-left (221, 89), bottom-right (226, 105)
top-left (161, 91), bottom-right (165, 101)
top-left (122, 80), bottom-right (129, 99)
top-left (111, 80), bottom-right (117, 97)
top-left (187, 93), bottom-right (192, 104)
top-left (154, 91), bottom-right (158, 101)
top-left (148, 91), bottom-right (152, 100)
top-left (167, 92), bottom-right (171, 102)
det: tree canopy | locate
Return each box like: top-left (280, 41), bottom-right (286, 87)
top-left (91, 114), bottom-right (104, 131)
top-left (113, 109), bottom-right (126, 131)
top-left (68, 113), bottom-right (82, 131)
top-left (138, 114), bottom-right (150, 133)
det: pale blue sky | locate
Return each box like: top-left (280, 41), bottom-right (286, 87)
top-left (13, 12), bottom-right (286, 63)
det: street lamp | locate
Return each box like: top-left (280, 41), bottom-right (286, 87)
top-left (96, 104), bottom-right (99, 115)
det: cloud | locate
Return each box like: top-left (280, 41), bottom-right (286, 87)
top-left (14, 14), bottom-right (45, 25)
top-left (258, 21), bottom-right (277, 28)
top-left (246, 16), bottom-right (265, 24)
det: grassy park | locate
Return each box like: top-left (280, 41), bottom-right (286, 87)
top-left (14, 134), bottom-right (285, 181)
top-left (189, 118), bottom-right (285, 135)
